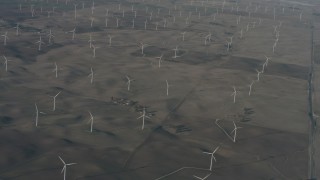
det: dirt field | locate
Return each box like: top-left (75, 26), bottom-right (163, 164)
top-left (0, 0), bottom-right (319, 179)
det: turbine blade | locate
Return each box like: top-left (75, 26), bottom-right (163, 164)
top-left (58, 156), bottom-right (66, 164)
top-left (61, 166), bottom-right (66, 174)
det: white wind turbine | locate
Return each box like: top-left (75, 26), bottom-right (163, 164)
top-left (215, 119), bottom-right (241, 143)
top-left (154, 21), bottom-right (159, 30)
top-left (3, 55), bottom-right (11, 72)
top-left (35, 103), bottom-right (46, 127)
top-left (231, 121), bottom-right (242, 142)
top-left (248, 80), bottom-right (254, 96)
top-left (139, 42), bottom-right (148, 55)
top-left (91, 1), bottom-right (95, 14)
top-left (144, 19), bottom-right (148, 30)
top-left (229, 36), bottom-right (233, 44)
top-left (137, 107), bottom-right (150, 130)
top-left (193, 173), bottom-right (212, 180)
top-left (88, 67), bottom-right (94, 84)
top-left (67, 27), bottom-right (76, 40)
top-left (204, 35), bottom-right (209, 46)
top-left (58, 156), bottom-right (76, 180)
top-left (35, 103), bottom-right (39, 127)
top-left (105, 17), bottom-right (109, 27)
top-left (239, 29), bottom-right (243, 39)
top-left (53, 62), bottom-right (59, 78)
top-left (51, 91), bottom-right (61, 111)
top-left (126, 75), bottom-right (134, 91)
top-left (92, 44), bottom-right (99, 58)
top-left (35, 35), bottom-right (45, 51)
top-left (261, 62), bottom-right (266, 73)
top-left (47, 29), bottom-right (55, 44)
top-left (116, 18), bottom-right (119, 28)
top-left (166, 80), bottom-right (171, 96)
top-left (202, 146), bottom-right (219, 171)
top-left (88, 111), bottom-right (94, 132)
top-left (47, 11), bottom-right (52, 18)
top-left (181, 32), bottom-right (186, 41)
top-left (172, 46), bottom-right (180, 58)
top-left (226, 40), bottom-right (232, 51)
top-left (88, 33), bottom-right (94, 48)
top-left (264, 55), bottom-right (271, 67)
top-left (231, 86), bottom-right (237, 103)
top-left (2, 32), bottom-right (9, 45)
top-left (155, 53), bottom-right (164, 68)
top-left (14, 23), bottom-right (20, 36)
top-left (107, 35), bottom-right (113, 47)
top-left (255, 69), bottom-right (262, 82)
top-left (272, 42), bottom-right (277, 54)
top-left (90, 17), bottom-right (94, 27)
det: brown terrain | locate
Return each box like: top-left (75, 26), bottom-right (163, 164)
top-left (0, 0), bottom-right (319, 179)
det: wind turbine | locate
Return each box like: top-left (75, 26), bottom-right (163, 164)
top-left (137, 107), bottom-right (150, 130)
top-left (88, 67), bottom-right (94, 84)
top-left (166, 80), bottom-right (171, 96)
top-left (3, 55), bottom-right (11, 72)
top-left (35, 103), bottom-right (46, 127)
top-left (35, 103), bottom-right (39, 127)
top-left (47, 11), bottom-right (52, 18)
top-left (14, 23), bottom-right (20, 36)
top-left (261, 63), bottom-right (266, 73)
top-left (248, 81), bottom-right (254, 96)
top-left (88, 33), bottom-right (95, 48)
top-left (53, 62), bottom-right (58, 78)
top-left (255, 69), bottom-right (262, 82)
top-left (239, 29), bottom-right (243, 39)
top-left (126, 75), bottom-right (134, 91)
top-left (172, 46), bottom-right (180, 58)
top-left (231, 121), bottom-right (242, 142)
top-left (107, 35), bottom-right (113, 47)
top-left (231, 86), bottom-right (237, 103)
top-left (1, 32), bottom-right (9, 45)
top-left (204, 36), bottom-right (209, 46)
top-left (203, 146), bottom-right (219, 171)
top-left (35, 35), bottom-right (45, 51)
top-left (272, 42), bottom-right (276, 54)
top-left (181, 32), bottom-right (186, 41)
top-left (88, 111), bottom-right (94, 132)
top-left (58, 156), bottom-right (76, 180)
top-left (67, 27), bottom-right (76, 40)
top-left (193, 173), bottom-right (212, 180)
top-left (155, 53), bottom-right (164, 68)
top-left (51, 91), bottom-right (61, 111)
top-left (226, 40), bottom-right (232, 51)
top-left (90, 17), bottom-right (94, 27)
top-left (92, 44), bottom-right (99, 58)
top-left (116, 18), bottom-right (119, 28)
top-left (229, 36), bottom-right (233, 44)
top-left (264, 55), bottom-right (271, 67)
top-left (139, 42), bottom-right (148, 55)
top-left (91, 1), bottom-right (95, 14)
top-left (144, 19), bottom-right (148, 30)
top-left (47, 29), bottom-right (55, 44)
